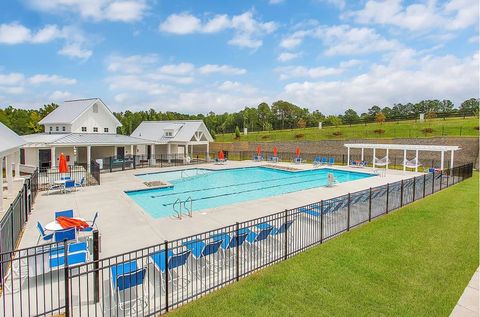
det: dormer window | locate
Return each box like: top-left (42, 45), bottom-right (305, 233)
top-left (49, 126), bottom-right (53, 132)
top-left (62, 126), bottom-right (66, 132)
top-left (104, 128), bottom-right (109, 133)
top-left (165, 130), bottom-right (173, 137)
top-left (93, 104), bottom-right (98, 113)
top-left (81, 127), bottom-right (87, 132)
top-left (55, 126), bottom-right (59, 132)
top-left (93, 127), bottom-right (98, 132)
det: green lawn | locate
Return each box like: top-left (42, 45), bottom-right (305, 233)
top-left (169, 174), bottom-right (479, 317)
top-left (215, 116), bottom-right (479, 142)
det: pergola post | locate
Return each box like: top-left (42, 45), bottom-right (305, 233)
top-left (130, 144), bottom-right (134, 156)
top-left (347, 147), bottom-right (350, 166)
top-left (150, 144), bottom-right (156, 164)
top-left (87, 145), bottom-right (91, 173)
top-left (415, 149), bottom-right (419, 172)
top-left (372, 148), bottom-right (376, 168)
top-left (450, 150), bottom-right (454, 169)
top-left (15, 150), bottom-right (20, 179)
top-left (0, 156), bottom-right (3, 211)
top-left (6, 154), bottom-right (13, 195)
top-left (386, 148), bottom-right (389, 170)
top-left (403, 149), bottom-right (407, 171)
top-left (440, 150), bottom-right (444, 170)
top-left (167, 143), bottom-right (171, 163)
top-left (206, 142), bottom-right (210, 161)
top-left (361, 148), bottom-right (364, 161)
top-left (51, 146), bottom-right (56, 168)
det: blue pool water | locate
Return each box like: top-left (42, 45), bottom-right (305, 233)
top-left (127, 167), bottom-right (374, 218)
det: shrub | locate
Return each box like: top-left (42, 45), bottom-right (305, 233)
top-left (332, 131), bottom-right (342, 136)
top-left (235, 126), bottom-right (241, 139)
top-left (374, 129), bottom-right (385, 134)
top-left (474, 126), bottom-right (479, 130)
top-left (294, 133), bottom-right (305, 139)
top-left (261, 135), bottom-right (271, 139)
top-left (421, 128), bottom-right (434, 133)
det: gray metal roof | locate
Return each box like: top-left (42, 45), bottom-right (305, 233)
top-left (38, 98), bottom-right (121, 126)
top-left (23, 133), bottom-right (151, 146)
top-left (0, 122), bottom-right (25, 157)
top-left (344, 143), bottom-right (460, 151)
top-left (131, 120), bottom-right (213, 143)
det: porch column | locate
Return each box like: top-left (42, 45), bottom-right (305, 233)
top-left (403, 149), bottom-right (407, 171)
top-left (51, 146), bottom-right (56, 168)
top-left (372, 148), bottom-right (376, 168)
top-left (361, 148), bottom-right (364, 161)
top-left (450, 150), bottom-right (454, 169)
top-left (0, 156), bottom-right (4, 211)
top-left (206, 143), bottom-right (210, 161)
top-left (150, 144), bottom-right (156, 165)
top-left (87, 146), bottom-right (91, 173)
top-left (184, 144), bottom-right (189, 163)
top-left (415, 149), bottom-right (419, 172)
top-left (347, 147), bottom-right (350, 166)
top-left (167, 143), bottom-right (171, 163)
top-left (6, 154), bottom-right (13, 195)
top-left (130, 145), bottom-right (134, 156)
top-left (386, 149), bottom-right (389, 170)
top-left (440, 150), bottom-right (444, 170)
top-left (15, 150), bottom-right (20, 179)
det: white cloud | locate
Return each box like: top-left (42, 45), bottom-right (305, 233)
top-left (349, 0), bottom-right (478, 31)
top-left (0, 73), bottom-right (24, 86)
top-left (26, 0), bottom-right (147, 22)
top-left (159, 11), bottom-right (277, 49)
top-left (277, 52), bottom-right (301, 62)
top-left (158, 63), bottom-right (195, 75)
top-left (275, 64), bottom-right (346, 80)
top-left (198, 64), bottom-right (247, 75)
top-left (269, 0), bottom-right (285, 4)
top-left (107, 54), bottom-right (158, 73)
top-left (217, 81), bottom-right (258, 94)
top-left (58, 43), bottom-right (92, 59)
top-left (29, 74), bottom-right (77, 85)
top-left (279, 51), bottom-right (479, 113)
top-left (49, 90), bottom-right (72, 101)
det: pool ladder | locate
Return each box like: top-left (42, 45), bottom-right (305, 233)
top-left (173, 196), bottom-right (193, 219)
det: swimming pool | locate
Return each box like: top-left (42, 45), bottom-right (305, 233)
top-left (127, 167), bottom-right (374, 219)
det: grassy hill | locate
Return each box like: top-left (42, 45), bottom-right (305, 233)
top-left (215, 116), bottom-right (479, 142)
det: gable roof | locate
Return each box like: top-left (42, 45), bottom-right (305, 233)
top-left (22, 133), bottom-right (151, 147)
top-left (0, 122), bottom-right (25, 157)
top-left (131, 120), bottom-right (213, 143)
top-left (39, 98), bottom-right (121, 126)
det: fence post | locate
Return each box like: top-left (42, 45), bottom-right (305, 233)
top-left (446, 169), bottom-right (449, 187)
top-left (400, 179), bottom-right (404, 207)
top-left (432, 171), bottom-right (435, 193)
top-left (284, 209), bottom-right (288, 260)
top-left (164, 240), bottom-right (169, 312)
top-left (423, 174), bottom-right (426, 198)
top-left (64, 239), bottom-right (70, 317)
top-left (133, 155), bottom-right (136, 169)
top-left (440, 171), bottom-right (443, 190)
top-left (347, 193), bottom-right (351, 231)
top-left (236, 222), bottom-right (240, 281)
top-left (413, 177), bottom-right (416, 201)
top-left (23, 183), bottom-right (28, 222)
top-left (109, 156), bottom-right (112, 173)
top-left (368, 188), bottom-right (372, 221)
top-left (320, 201), bottom-right (324, 243)
top-left (93, 230), bottom-right (100, 303)
top-left (386, 183), bottom-right (389, 214)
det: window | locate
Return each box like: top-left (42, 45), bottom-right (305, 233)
top-left (104, 128), bottom-right (109, 133)
top-left (62, 126), bottom-right (65, 132)
top-left (81, 127), bottom-right (87, 132)
top-left (165, 131), bottom-right (172, 137)
top-left (93, 127), bottom-right (98, 132)
top-left (92, 104), bottom-right (98, 113)
top-left (55, 126), bottom-right (59, 132)
top-left (49, 126), bottom-right (53, 132)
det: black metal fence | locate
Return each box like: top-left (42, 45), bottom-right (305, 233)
top-left (37, 164), bottom-right (101, 191)
top-left (0, 170), bottom-right (38, 286)
top-left (0, 163), bottom-right (474, 316)
top-left (99, 153), bottom-right (211, 173)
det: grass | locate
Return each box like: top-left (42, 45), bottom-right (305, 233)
top-left (215, 116), bottom-right (479, 142)
top-left (169, 173), bottom-right (479, 316)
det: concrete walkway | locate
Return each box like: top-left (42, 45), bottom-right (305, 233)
top-left (450, 268), bottom-right (479, 317)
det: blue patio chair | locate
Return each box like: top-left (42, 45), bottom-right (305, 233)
top-left (74, 177), bottom-right (86, 189)
top-left (256, 220), bottom-right (295, 244)
top-left (313, 156), bottom-right (321, 166)
top-left (61, 176), bottom-right (71, 180)
top-left (211, 232), bottom-right (248, 264)
top-left (80, 212), bottom-right (98, 232)
top-left (47, 183), bottom-right (63, 195)
top-left (183, 239), bottom-right (223, 275)
top-left (49, 241), bottom-right (88, 258)
top-left (54, 227), bottom-right (76, 243)
top-left (321, 157), bottom-right (327, 165)
top-left (111, 261), bottom-right (147, 312)
top-left (64, 180), bottom-right (75, 192)
top-left (328, 157), bottom-right (335, 165)
top-left (36, 222), bottom-right (54, 244)
top-left (243, 227), bottom-right (273, 245)
top-left (55, 209), bottom-right (73, 219)
top-left (150, 249), bottom-right (191, 291)
top-left (49, 249), bottom-right (87, 269)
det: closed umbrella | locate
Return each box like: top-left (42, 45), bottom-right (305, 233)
top-left (273, 146), bottom-right (278, 157)
top-left (58, 153), bottom-right (68, 173)
top-left (256, 145), bottom-right (261, 156)
top-left (295, 147), bottom-right (300, 158)
top-left (218, 150), bottom-right (225, 160)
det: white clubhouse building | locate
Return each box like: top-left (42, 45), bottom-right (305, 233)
top-left (21, 98), bottom-right (213, 169)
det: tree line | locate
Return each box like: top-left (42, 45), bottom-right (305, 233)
top-left (0, 98), bottom-right (478, 136)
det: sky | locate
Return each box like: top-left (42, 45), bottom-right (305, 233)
top-left (0, 0), bottom-right (478, 114)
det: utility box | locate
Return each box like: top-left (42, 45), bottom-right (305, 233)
top-left (419, 113), bottom-right (425, 122)
top-left (318, 122), bottom-right (323, 129)
top-left (244, 128), bottom-right (248, 135)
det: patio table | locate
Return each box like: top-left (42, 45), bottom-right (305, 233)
top-left (45, 217), bottom-right (86, 231)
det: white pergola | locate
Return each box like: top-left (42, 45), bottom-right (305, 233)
top-left (344, 143), bottom-right (461, 172)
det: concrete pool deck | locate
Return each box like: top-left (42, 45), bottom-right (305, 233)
top-left (19, 161), bottom-right (423, 257)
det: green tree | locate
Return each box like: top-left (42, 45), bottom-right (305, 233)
top-left (459, 98), bottom-right (479, 116)
top-left (342, 109), bottom-right (360, 126)
top-left (375, 112), bottom-right (386, 125)
top-left (235, 126), bottom-right (241, 138)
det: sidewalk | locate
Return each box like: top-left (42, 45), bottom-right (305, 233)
top-left (450, 268), bottom-right (479, 316)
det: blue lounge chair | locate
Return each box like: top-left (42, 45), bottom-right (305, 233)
top-left (110, 261), bottom-right (147, 311)
top-left (183, 239), bottom-right (223, 275)
top-left (60, 176), bottom-right (71, 180)
top-left (54, 227), bottom-right (76, 243)
top-left (294, 157), bottom-right (304, 164)
top-left (80, 212), bottom-right (98, 232)
top-left (328, 157), bottom-right (335, 165)
top-left (242, 227), bottom-right (273, 245)
top-left (74, 177), bottom-right (86, 189)
top-left (47, 183), bottom-right (63, 195)
top-left (299, 206), bottom-right (322, 218)
top-left (211, 232), bottom-right (248, 251)
top-left (150, 249), bottom-right (191, 291)
top-left (49, 242), bottom-right (88, 268)
top-left (55, 209), bottom-right (73, 219)
top-left (36, 222), bottom-right (54, 244)
top-left (269, 156), bottom-right (279, 163)
top-left (64, 180), bottom-right (75, 192)
top-left (321, 157), bottom-right (327, 165)
top-left (313, 156), bottom-right (321, 166)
